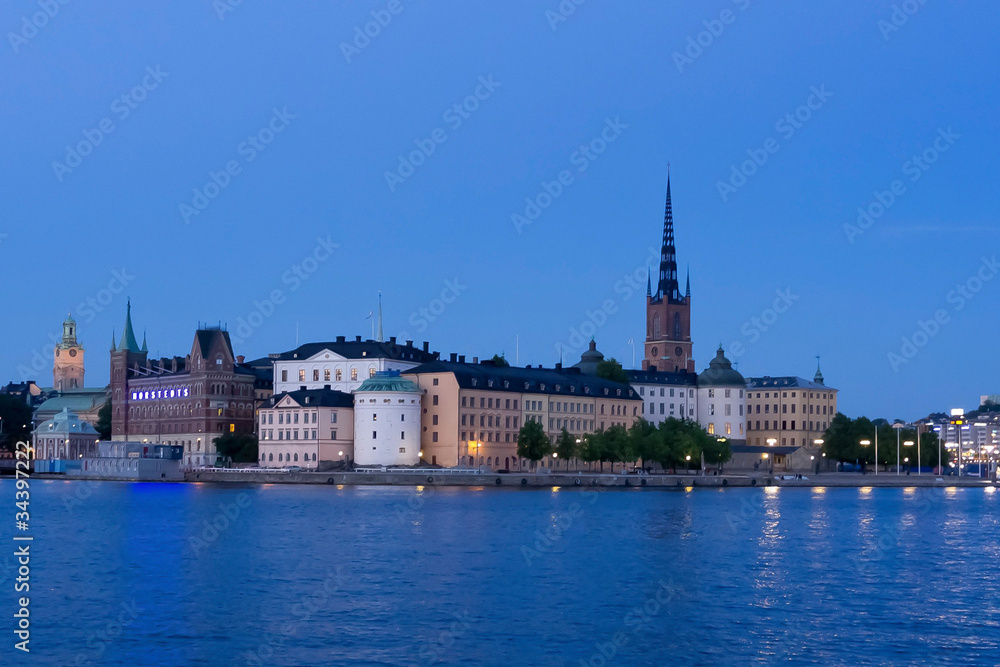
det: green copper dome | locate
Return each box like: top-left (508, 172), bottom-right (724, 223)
top-left (697, 346), bottom-right (745, 387)
top-left (355, 371), bottom-right (421, 393)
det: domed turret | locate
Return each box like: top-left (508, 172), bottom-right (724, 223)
top-left (697, 346), bottom-right (745, 387)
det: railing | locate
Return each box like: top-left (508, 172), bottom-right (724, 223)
top-left (354, 467), bottom-right (484, 475)
top-left (188, 467), bottom-right (289, 473)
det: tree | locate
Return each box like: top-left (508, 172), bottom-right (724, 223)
top-left (0, 395), bottom-right (33, 453)
top-left (628, 419), bottom-right (661, 470)
top-left (821, 414), bottom-right (950, 471)
top-left (580, 430), bottom-right (606, 472)
top-left (596, 358), bottom-right (629, 384)
top-left (516, 420), bottom-right (551, 469)
top-left (95, 399), bottom-right (112, 440)
top-left (554, 427), bottom-right (577, 471)
top-left (604, 424), bottom-right (635, 470)
top-left (212, 433), bottom-right (258, 464)
top-left (490, 354), bottom-right (510, 368)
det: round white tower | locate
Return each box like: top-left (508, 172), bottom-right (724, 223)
top-left (696, 346), bottom-right (747, 444)
top-left (352, 371), bottom-right (423, 467)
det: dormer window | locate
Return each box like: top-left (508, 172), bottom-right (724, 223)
top-left (471, 378), bottom-right (478, 387)
top-left (488, 380), bottom-right (494, 388)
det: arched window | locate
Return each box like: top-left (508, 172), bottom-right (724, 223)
top-left (268, 453), bottom-right (273, 462)
top-left (673, 313), bottom-right (682, 340)
top-left (312, 453), bottom-right (316, 461)
top-left (294, 453), bottom-right (298, 462)
top-left (653, 314), bottom-right (660, 339)
top-left (278, 453), bottom-right (283, 462)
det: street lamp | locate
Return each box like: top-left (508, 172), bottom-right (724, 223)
top-left (903, 440), bottom-right (914, 474)
top-left (685, 454), bottom-right (691, 475)
top-left (860, 439), bottom-right (871, 474)
top-left (762, 452), bottom-right (772, 474)
top-left (892, 422), bottom-right (905, 475)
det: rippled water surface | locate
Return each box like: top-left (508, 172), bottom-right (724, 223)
top-left (4, 480), bottom-right (999, 665)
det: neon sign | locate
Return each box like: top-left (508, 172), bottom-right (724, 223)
top-left (131, 387), bottom-right (190, 401)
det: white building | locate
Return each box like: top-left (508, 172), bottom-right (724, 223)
top-left (696, 346), bottom-right (746, 442)
top-left (258, 389), bottom-right (355, 469)
top-left (33, 407), bottom-right (99, 460)
top-left (353, 372), bottom-right (424, 467)
top-left (269, 337), bottom-right (438, 395)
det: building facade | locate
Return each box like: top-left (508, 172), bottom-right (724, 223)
top-left (269, 337), bottom-right (438, 395)
top-left (109, 303), bottom-right (264, 467)
top-left (352, 372), bottom-right (423, 467)
top-left (745, 366), bottom-right (838, 447)
top-left (258, 388), bottom-right (355, 469)
top-left (404, 357), bottom-right (642, 469)
top-left (33, 407), bottom-right (99, 460)
top-left (644, 176), bottom-right (694, 373)
top-left (53, 314), bottom-right (85, 391)
top-left (696, 347), bottom-right (747, 442)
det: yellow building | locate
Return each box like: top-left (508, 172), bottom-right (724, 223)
top-left (404, 356), bottom-right (641, 469)
top-left (745, 366), bottom-right (838, 448)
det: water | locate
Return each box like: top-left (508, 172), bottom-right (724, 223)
top-left (3, 480), bottom-right (999, 665)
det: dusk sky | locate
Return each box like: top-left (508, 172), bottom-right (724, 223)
top-left (2, 0), bottom-right (996, 421)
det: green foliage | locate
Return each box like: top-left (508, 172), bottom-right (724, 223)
top-left (95, 399), bottom-right (112, 440)
top-left (595, 358), bottom-right (629, 384)
top-left (554, 428), bottom-right (577, 469)
top-left (490, 354), bottom-right (510, 368)
top-left (516, 419), bottom-right (551, 465)
top-left (0, 395), bottom-right (33, 452)
top-left (821, 413), bottom-right (948, 469)
top-left (212, 433), bottom-right (258, 463)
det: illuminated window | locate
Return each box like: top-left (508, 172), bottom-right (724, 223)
top-left (324, 369), bottom-right (331, 381)
top-left (298, 370), bottom-right (305, 382)
top-left (708, 423), bottom-right (715, 434)
top-left (313, 369), bottom-right (319, 381)
top-left (351, 368), bottom-right (358, 381)
top-left (369, 367), bottom-right (376, 378)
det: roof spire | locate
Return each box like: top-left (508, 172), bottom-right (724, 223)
top-left (118, 299), bottom-right (141, 353)
top-left (685, 265), bottom-right (691, 298)
top-left (110, 330), bottom-right (117, 352)
top-left (377, 291), bottom-right (384, 343)
top-left (141, 330), bottom-right (148, 353)
top-left (646, 266), bottom-right (651, 297)
top-left (656, 168), bottom-right (680, 303)
top-left (814, 355), bottom-right (824, 385)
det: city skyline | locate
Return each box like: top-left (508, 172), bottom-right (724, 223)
top-left (2, 1), bottom-right (997, 422)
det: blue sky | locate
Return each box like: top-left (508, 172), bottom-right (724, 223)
top-left (1, 0), bottom-right (997, 421)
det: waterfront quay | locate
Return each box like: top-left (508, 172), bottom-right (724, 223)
top-left (176, 468), bottom-right (996, 489)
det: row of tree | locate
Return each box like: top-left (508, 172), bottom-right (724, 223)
top-left (516, 417), bottom-right (731, 471)
top-left (822, 414), bottom-right (948, 468)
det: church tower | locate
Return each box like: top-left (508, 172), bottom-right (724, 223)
top-left (643, 173), bottom-right (694, 373)
top-left (53, 314), bottom-right (85, 391)
top-left (110, 300), bottom-right (148, 440)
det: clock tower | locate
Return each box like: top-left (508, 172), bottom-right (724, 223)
top-left (643, 173), bottom-right (694, 373)
top-left (53, 313), bottom-right (85, 391)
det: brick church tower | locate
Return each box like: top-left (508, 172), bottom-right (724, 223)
top-left (110, 300), bottom-right (148, 440)
top-left (643, 173), bottom-right (694, 373)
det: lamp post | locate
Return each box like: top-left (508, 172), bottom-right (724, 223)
top-left (813, 439), bottom-right (824, 474)
top-left (892, 422), bottom-right (905, 475)
top-left (552, 451), bottom-right (557, 475)
top-left (860, 439), bottom-right (871, 474)
top-left (903, 440), bottom-right (914, 474)
top-left (685, 454), bottom-right (691, 475)
top-left (951, 409), bottom-right (965, 476)
top-left (762, 452), bottom-right (772, 475)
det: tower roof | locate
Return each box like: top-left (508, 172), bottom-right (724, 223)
top-left (814, 357), bottom-right (824, 385)
top-left (654, 171), bottom-right (684, 304)
top-left (118, 300), bottom-right (142, 353)
top-left (697, 346), bottom-right (745, 387)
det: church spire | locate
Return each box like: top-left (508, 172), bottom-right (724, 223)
top-left (814, 355), bottom-right (824, 385)
top-left (141, 330), bottom-right (148, 353)
top-left (656, 170), bottom-right (681, 303)
top-left (685, 266), bottom-right (691, 299)
top-left (118, 300), bottom-right (141, 353)
top-left (646, 266), bottom-right (651, 297)
top-left (376, 291), bottom-right (384, 342)
top-left (111, 330), bottom-right (117, 352)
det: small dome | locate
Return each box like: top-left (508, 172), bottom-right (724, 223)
top-left (355, 371), bottom-right (421, 393)
top-left (35, 407), bottom-right (99, 436)
top-left (697, 346), bottom-right (745, 387)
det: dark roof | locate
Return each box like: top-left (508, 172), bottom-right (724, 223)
top-left (731, 445), bottom-right (802, 455)
top-left (746, 376), bottom-right (836, 391)
top-left (269, 339), bottom-right (437, 364)
top-left (625, 369), bottom-right (698, 386)
top-left (405, 361), bottom-right (640, 400)
top-left (196, 328), bottom-right (234, 360)
top-left (265, 388), bottom-right (354, 409)
top-left (698, 346), bottom-right (745, 387)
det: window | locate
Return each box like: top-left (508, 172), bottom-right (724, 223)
top-left (725, 389), bottom-right (731, 398)
top-left (294, 453), bottom-right (299, 462)
top-left (433, 395), bottom-right (439, 406)
top-left (369, 367), bottom-right (376, 378)
top-left (708, 423), bottom-right (715, 434)
top-left (336, 369), bottom-right (342, 381)
top-left (399, 447), bottom-right (406, 453)
top-left (432, 378), bottom-right (439, 386)
top-left (372, 430), bottom-right (377, 439)
top-left (324, 369), bottom-right (331, 381)
top-left (331, 429), bottom-right (337, 439)
top-left (313, 369), bottom-right (319, 381)
top-left (432, 415), bottom-right (438, 425)
top-left (432, 432), bottom-right (439, 443)
top-left (351, 368), bottom-right (358, 381)
top-left (708, 389), bottom-right (715, 398)
top-left (293, 413), bottom-right (299, 424)
top-left (298, 370), bottom-right (305, 382)
top-left (373, 413), bottom-right (378, 422)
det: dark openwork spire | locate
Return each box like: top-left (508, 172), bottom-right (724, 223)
top-left (646, 267), bottom-right (651, 297)
top-left (685, 266), bottom-right (690, 299)
top-left (655, 172), bottom-right (681, 303)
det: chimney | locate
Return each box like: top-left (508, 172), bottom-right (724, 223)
top-left (336, 335), bottom-right (346, 343)
top-left (406, 340), bottom-right (414, 347)
top-left (389, 336), bottom-right (397, 344)
top-left (472, 356), bottom-right (478, 364)
top-left (422, 342), bottom-right (429, 353)
top-left (237, 355), bottom-right (245, 364)
top-left (355, 335), bottom-right (362, 342)
top-left (458, 355), bottom-right (466, 363)
top-left (555, 362), bottom-right (562, 370)
top-left (450, 353), bottom-right (458, 362)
